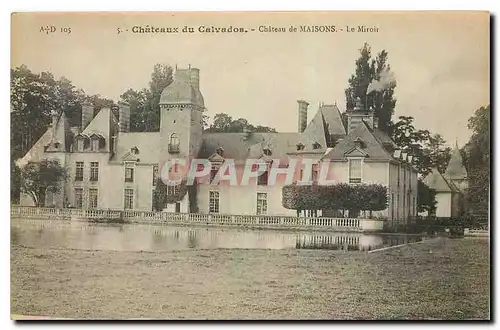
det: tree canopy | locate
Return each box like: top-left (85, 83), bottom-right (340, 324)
top-left (463, 105), bottom-right (490, 216)
top-left (205, 113), bottom-right (277, 133)
top-left (20, 159), bottom-right (69, 207)
top-left (345, 43), bottom-right (397, 133)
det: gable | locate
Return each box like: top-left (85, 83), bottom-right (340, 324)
top-left (323, 122), bottom-right (392, 161)
top-left (423, 168), bottom-right (454, 193)
top-left (344, 147), bottom-right (368, 157)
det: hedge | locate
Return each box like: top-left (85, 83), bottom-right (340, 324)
top-left (282, 182), bottom-right (388, 215)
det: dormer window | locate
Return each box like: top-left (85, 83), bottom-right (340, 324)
top-left (91, 139), bottom-right (99, 152)
top-left (77, 139), bottom-right (84, 152)
top-left (312, 142), bottom-right (321, 150)
top-left (296, 142), bottom-right (305, 151)
top-left (131, 146), bottom-right (139, 155)
top-left (54, 142), bottom-right (60, 149)
top-left (263, 147), bottom-right (272, 156)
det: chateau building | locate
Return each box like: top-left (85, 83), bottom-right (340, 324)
top-left (18, 66), bottom-right (418, 223)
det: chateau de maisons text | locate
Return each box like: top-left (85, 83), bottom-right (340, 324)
top-left (129, 25), bottom-right (380, 34)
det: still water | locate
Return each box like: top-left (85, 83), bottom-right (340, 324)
top-left (11, 219), bottom-right (424, 252)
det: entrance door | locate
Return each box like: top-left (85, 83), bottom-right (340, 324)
top-left (175, 202), bottom-right (181, 213)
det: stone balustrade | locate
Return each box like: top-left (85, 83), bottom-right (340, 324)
top-left (10, 206), bottom-right (384, 232)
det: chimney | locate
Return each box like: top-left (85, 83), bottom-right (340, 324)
top-left (297, 100), bottom-right (309, 133)
top-left (81, 102), bottom-right (94, 129)
top-left (347, 97), bottom-right (374, 133)
top-left (118, 102), bottom-right (130, 133)
top-left (189, 67), bottom-right (200, 90)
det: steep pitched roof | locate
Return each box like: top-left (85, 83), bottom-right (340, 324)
top-left (200, 131), bottom-right (323, 161)
top-left (16, 112), bottom-right (70, 167)
top-left (113, 132), bottom-right (161, 164)
top-left (303, 109), bottom-right (328, 149)
top-left (423, 168), bottom-right (457, 193)
top-left (319, 104), bottom-right (346, 137)
top-left (159, 69), bottom-right (204, 107)
top-left (322, 121), bottom-right (393, 161)
top-left (445, 143), bottom-right (468, 180)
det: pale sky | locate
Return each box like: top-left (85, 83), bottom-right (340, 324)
top-left (11, 11), bottom-right (490, 146)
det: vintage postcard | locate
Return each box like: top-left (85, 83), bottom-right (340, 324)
top-left (10, 11), bottom-right (490, 320)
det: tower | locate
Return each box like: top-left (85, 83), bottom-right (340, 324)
top-left (444, 142), bottom-right (468, 192)
top-left (158, 66), bottom-right (205, 173)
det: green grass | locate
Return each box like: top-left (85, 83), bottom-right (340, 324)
top-left (10, 237), bottom-right (489, 320)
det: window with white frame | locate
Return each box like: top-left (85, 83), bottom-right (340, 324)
top-left (125, 164), bottom-right (134, 182)
top-left (74, 188), bottom-right (84, 209)
top-left (124, 189), bottom-right (134, 210)
top-left (209, 191), bottom-right (219, 213)
top-left (91, 139), bottom-right (99, 152)
top-left (256, 192), bottom-right (268, 215)
top-left (77, 139), bottom-right (84, 152)
top-left (89, 189), bottom-right (98, 209)
top-left (75, 162), bottom-right (84, 181)
top-left (90, 162), bottom-right (99, 181)
top-left (349, 159), bottom-right (362, 183)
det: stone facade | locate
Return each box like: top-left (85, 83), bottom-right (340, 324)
top-left (18, 66), bottom-right (418, 222)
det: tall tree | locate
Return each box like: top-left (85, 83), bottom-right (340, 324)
top-left (425, 134), bottom-right (452, 174)
top-left (120, 64), bottom-right (173, 132)
top-left (345, 43), bottom-right (397, 132)
top-left (464, 105), bottom-right (490, 216)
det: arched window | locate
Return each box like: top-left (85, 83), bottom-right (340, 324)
top-left (170, 133), bottom-right (180, 146)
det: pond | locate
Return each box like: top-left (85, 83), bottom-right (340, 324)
top-left (11, 218), bottom-right (425, 252)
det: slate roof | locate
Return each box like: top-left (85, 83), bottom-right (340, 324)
top-left (319, 104), bottom-right (346, 137)
top-left (322, 121), bottom-right (394, 161)
top-left (16, 112), bottom-right (70, 167)
top-left (159, 69), bottom-right (204, 107)
top-left (113, 132), bottom-right (161, 164)
top-left (444, 143), bottom-right (468, 180)
top-left (423, 168), bottom-right (459, 193)
top-left (199, 131), bottom-right (324, 161)
top-left (303, 109), bottom-right (328, 149)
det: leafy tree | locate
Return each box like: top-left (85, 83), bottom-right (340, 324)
top-left (20, 159), bottom-right (69, 207)
top-left (426, 134), bottom-right (452, 174)
top-left (464, 105), bottom-right (490, 216)
top-left (417, 179), bottom-right (437, 214)
top-left (205, 113), bottom-right (276, 133)
top-left (345, 43), bottom-right (397, 132)
top-left (153, 178), bottom-right (188, 211)
top-left (120, 63), bottom-right (174, 132)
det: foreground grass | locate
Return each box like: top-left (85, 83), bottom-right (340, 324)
top-left (11, 237), bottom-right (489, 320)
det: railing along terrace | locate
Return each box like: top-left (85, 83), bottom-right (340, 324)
top-left (11, 206), bottom-right (364, 231)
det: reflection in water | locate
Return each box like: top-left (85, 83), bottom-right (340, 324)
top-left (11, 218), bottom-right (424, 252)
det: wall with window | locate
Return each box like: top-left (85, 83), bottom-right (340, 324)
top-left (197, 183), bottom-right (296, 216)
top-left (388, 162), bottom-right (418, 223)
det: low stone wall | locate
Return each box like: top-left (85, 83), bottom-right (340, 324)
top-left (10, 206), bottom-right (385, 233)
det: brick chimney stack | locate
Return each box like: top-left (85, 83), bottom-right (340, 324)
top-left (297, 100), bottom-right (309, 133)
top-left (117, 102), bottom-right (130, 133)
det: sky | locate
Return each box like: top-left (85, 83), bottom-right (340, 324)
top-left (11, 11), bottom-right (490, 147)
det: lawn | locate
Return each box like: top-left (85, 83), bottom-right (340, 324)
top-left (10, 237), bottom-right (490, 320)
